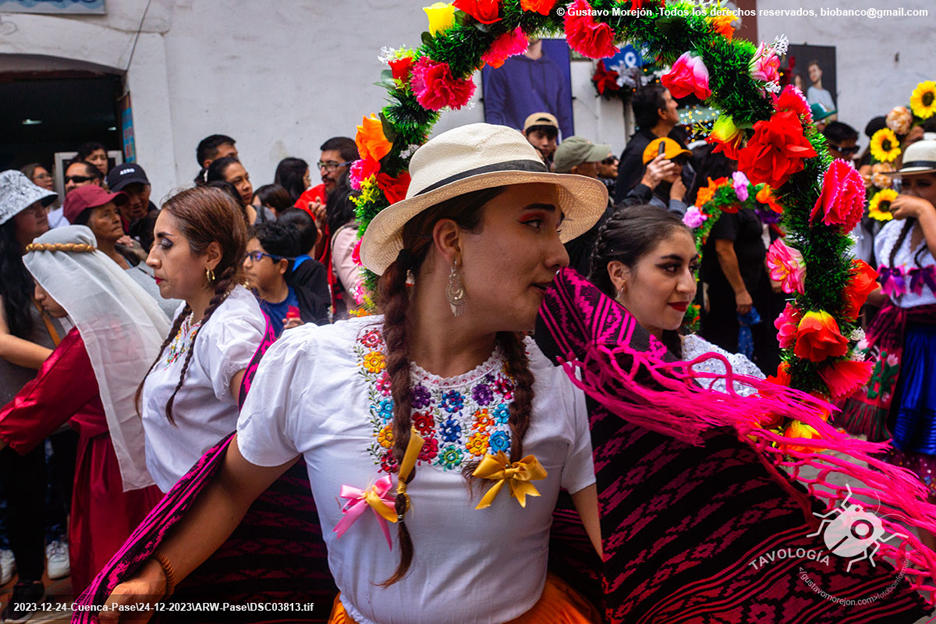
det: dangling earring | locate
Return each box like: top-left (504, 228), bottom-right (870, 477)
top-left (206, 266), bottom-right (216, 284)
top-left (446, 259), bottom-right (466, 317)
top-left (615, 285), bottom-right (625, 304)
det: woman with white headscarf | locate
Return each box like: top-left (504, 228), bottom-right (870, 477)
top-left (0, 225), bottom-right (168, 594)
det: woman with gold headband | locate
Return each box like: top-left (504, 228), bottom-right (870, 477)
top-left (0, 225), bottom-right (167, 594)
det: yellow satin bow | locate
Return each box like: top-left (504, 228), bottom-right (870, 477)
top-left (472, 452), bottom-right (547, 510)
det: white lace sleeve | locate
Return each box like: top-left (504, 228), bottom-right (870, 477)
top-left (682, 334), bottom-right (766, 397)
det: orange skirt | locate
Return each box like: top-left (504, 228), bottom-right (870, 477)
top-left (327, 573), bottom-right (601, 624)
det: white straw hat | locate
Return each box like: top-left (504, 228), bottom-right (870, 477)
top-left (359, 123), bottom-right (608, 275)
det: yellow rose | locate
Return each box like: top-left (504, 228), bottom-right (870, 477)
top-left (424, 2), bottom-right (456, 36)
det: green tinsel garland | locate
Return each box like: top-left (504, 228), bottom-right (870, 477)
top-left (352, 0), bottom-right (860, 400)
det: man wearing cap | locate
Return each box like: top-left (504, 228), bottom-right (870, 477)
top-left (523, 112), bottom-right (560, 167)
top-left (613, 85), bottom-right (691, 204)
top-left (107, 163), bottom-right (158, 252)
top-left (553, 136), bottom-right (615, 275)
top-left (617, 137), bottom-right (691, 215)
top-left (62, 185), bottom-right (176, 319)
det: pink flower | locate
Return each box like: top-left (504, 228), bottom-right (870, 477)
top-left (481, 27), bottom-right (528, 69)
top-left (661, 51), bottom-right (711, 100)
top-left (351, 237), bottom-right (363, 267)
top-left (410, 57), bottom-right (476, 111)
top-left (810, 159), bottom-right (866, 233)
top-left (772, 85), bottom-right (811, 122)
top-left (563, 0), bottom-right (619, 60)
top-left (732, 171), bottom-right (750, 202)
top-left (750, 41), bottom-right (780, 83)
top-left (766, 239), bottom-right (806, 295)
top-left (775, 302), bottom-right (801, 349)
top-left (349, 158), bottom-right (380, 190)
top-left (683, 205), bottom-right (708, 229)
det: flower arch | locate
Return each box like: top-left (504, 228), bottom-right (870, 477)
top-left (343, 0), bottom-right (936, 600)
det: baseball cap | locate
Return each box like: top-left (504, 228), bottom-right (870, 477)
top-left (523, 112), bottom-right (559, 135)
top-left (810, 103), bottom-right (837, 122)
top-left (63, 184), bottom-right (127, 224)
top-left (553, 136), bottom-right (613, 173)
top-left (106, 163), bottom-right (150, 192)
top-left (642, 138), bottom-right (692, 165)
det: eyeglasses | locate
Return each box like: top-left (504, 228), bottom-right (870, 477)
top-left (32, 172), bottom-right (52, 181)
top-left (317, 161), bottom-right (353, 172)
top-left (244, 251), bottom-right (282, 262)
top-left (64, 175), bottom-right (93, 184)
top-left (829, 144), bottom-right (860, 155)
top-left (600, 156), bottom-right (618, 166)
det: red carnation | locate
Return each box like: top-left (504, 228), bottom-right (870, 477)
top-left (772, 84), bottom-right (811, 120)
top-left (564, 0), bottom-right (619, 60)
top-left (811, 159), bottom-right (866, 233)
top-left (737, 110), bottom-right (817, 189)
top-left (592, 60), bottom-right (620, 95)
top-left (453, 0), bottom-right (501, 23)
top-left (818, 360), bottom-right (873, 399)
top-left (389, 57), bottom-right (415, 83)
top-left (376, 171), bottom-right (412, 205)
top-left (410, 57), bottom-right (477, 111)
top-left (842, 259), bottom-right (879, 321)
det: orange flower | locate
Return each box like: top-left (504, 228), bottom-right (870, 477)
top-left (694, 176), bottom-right (727, 208)
top-left (755, 185), bottom-right (783, 214)
top-left (707, 14), bottom-right (735, 40)
top-left (782, 420), bottom-right (822, 455)
top-left (766, 361), bottom-right (791, 387)
top-left (794, 310), bottom-right (849, 363)
top-left (356, 114), bottom-right (393, 163)
top-left (521, 0), bottom-right (554, 14)
top-left (842, 260), bottom-right (879, 321)
top-left (818, 359), bottom-right (872, 399)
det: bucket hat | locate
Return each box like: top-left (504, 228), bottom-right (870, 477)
top-left (0, 170), bottom-right (57, 226)
top-left (359, 123), bottom-right (608, 275)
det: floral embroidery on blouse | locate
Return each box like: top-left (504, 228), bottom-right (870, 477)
top-left (356, 324), bottom-right (516, 474)
top-left (163, 314), bottom-right (201, 367)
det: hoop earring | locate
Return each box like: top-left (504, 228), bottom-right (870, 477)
top-left (206, 266), bottom-right (216, 284)
top-left (446, 259), bottom-right (466, 317)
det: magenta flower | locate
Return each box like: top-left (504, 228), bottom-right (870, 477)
top-left (766, 238), bottom-right (806, 295)
top-left (731, 171), bottom-right (750, 202)
top-left (683, 205), bottom-right (708, 229)
top-left (750, 41), bottom-right (780, 83)
top-left (661, 51), bottom-right (712, 100)
top-left (774, 302), bottom-right (802, 349)
top-left (481, 27), bottom-right (528, 69)
top-left (810, 159), bottom-right (866, 233)
top-left (349, 158), bottom-right (380, 190)
top-left (410, 57), bottom-right (476, 111)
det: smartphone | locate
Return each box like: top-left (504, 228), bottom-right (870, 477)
top-left (658, 141), bottom-right (667, 157)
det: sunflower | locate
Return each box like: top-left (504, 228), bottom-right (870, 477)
top-left (868, 189), bottom-right (897, 221)
top-left (870, 128), bottom-right (901, 163)
top-left (910, 80), bottom-right (936, 120)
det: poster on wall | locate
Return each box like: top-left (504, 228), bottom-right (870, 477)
top-left (118, 92), bottom-right (136, 163)
top-left (0, 0), bottom-right (105, 15)
top-left (481, 39), bottom-right (574, 140)
top-left (786, 44), bottom-right (837, 116)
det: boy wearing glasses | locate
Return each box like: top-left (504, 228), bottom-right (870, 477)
top-left (822, 121), bottom-right (860, 163)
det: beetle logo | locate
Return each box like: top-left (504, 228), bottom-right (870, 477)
top-left (808, 484), bottom-right (905, 572)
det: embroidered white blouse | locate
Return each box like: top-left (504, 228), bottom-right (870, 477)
top-left (141, 286), bottom-right (265, 492)
top-left (874, 219), bottom-right (936, 308)
top-left (237, 316), bottom-right (594, 624)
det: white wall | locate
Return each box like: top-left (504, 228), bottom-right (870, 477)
top-left (758, 0), bottom-right (935, 149)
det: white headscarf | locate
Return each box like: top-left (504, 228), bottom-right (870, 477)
top-left (24, 225), bottom-right (170, 491)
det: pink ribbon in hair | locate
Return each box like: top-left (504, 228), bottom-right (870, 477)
top-left (333, 475), bottom-right (397, 549)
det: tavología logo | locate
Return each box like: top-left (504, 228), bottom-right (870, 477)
top-left (749, 485), bottom-right (904, 572)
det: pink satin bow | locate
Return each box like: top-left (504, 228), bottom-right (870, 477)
top-left (333, 475), bottom-right (397, 549)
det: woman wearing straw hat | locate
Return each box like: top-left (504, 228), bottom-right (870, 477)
top-left (0, 225), bottom-right (167, 598)
top-left (841, 136), bottom-right (936, 550)
top-left (97, 124), bottom-right (606, 623)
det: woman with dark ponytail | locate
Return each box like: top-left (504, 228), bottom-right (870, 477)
top-left (841, 137), bottom-right (936, 549)
top-left (588, 205), bottom-right (764, 391)
top-left (137, 185), bottom-right (266, 493)
top-left (100, 124), bottom-right (605, 623)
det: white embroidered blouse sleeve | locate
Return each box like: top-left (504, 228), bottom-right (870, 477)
top-left (559, 376), bottom-right (596, 495)
top-left (197, 293), bottom-right (266, 403)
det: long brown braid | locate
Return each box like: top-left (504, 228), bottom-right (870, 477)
top-left (135, 186), bottom-right (248, 425)
top-left (375, 186), bottom-right (537, 584)
top-left (887, 218), bottom-right (930, 270)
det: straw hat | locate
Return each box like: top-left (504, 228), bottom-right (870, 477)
top-left (888, 136), bottom-right (936, 176)
top-left (360, 123), bottom-right (608, 275)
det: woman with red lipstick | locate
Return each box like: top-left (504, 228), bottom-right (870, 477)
top-left (589, 205), bottom-right (764, 392)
